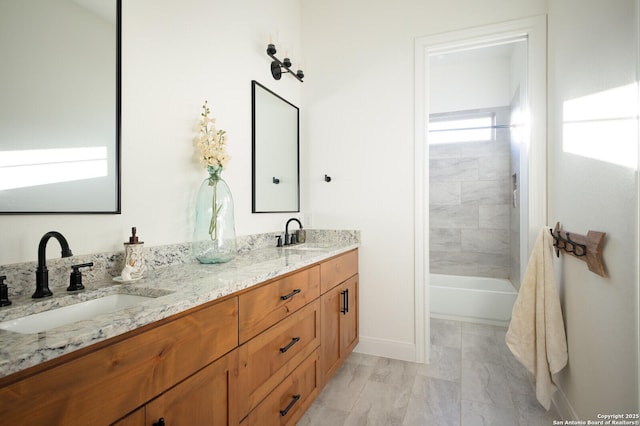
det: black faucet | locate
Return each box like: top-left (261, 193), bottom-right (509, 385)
top-left (284, 218), bottom-right (302, 246)
top-left (33, 231), bottom-right (73, 299)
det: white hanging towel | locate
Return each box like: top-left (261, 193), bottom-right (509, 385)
top-left (506, 227), bottom-right (568, 410)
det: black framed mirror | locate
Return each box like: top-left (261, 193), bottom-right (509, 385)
top-left (252, 81), bottom-right (300, 213)
top-left (0, 0), bottom-right (121, 214)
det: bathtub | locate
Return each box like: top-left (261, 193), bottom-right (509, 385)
top-left (430, 274), bottom-right (518, 327)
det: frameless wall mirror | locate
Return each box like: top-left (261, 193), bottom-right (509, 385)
top-left (252, 81), bottom-right (300, 213)
top-left (0, 0), bottom-right (121, 214)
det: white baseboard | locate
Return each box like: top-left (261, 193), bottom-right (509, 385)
top-left (353, 336), bottom-right (417, 363)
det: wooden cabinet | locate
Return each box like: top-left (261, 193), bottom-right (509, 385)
top-left (113, 350), bottom-right (238, 426)
top-left (0, 297), bottom-right (238, 426)
top-left (0, 248), bottom-right (358, 426)
top-left (145, 349), bottom-right (239, 426)
top-left (237, 265), bottom-right (321, 422)
top-left (238, 250), bottom-right (358, 423)
top-left (320, 274), bottom-right (359, 385)
top-left (319, 250), bottom-right (359, 386)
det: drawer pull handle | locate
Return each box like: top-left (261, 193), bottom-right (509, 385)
top-left (280, 394), bottom-right (301, 417)
top-left (280, 288), bottom-right (301, 300)
top-left (341, 289), bottom-right (349, 314)
top-left (279, 337), bottom-right (301, 353)
top-left (345, 288), bottom-right (349, 313)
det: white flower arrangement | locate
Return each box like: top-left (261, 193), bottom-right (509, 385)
top-left (194, 100), bottom-right (230, 240)
top-left (196, 100), bottom-right (229, 171)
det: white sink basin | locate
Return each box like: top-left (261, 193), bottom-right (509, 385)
top-left (0, 294), bottom-right (156, 334)
top-left (283, 245), bottom-right (330, 251)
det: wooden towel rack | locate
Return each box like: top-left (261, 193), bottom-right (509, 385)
top-left (550, 222), bottom-right (607, 277)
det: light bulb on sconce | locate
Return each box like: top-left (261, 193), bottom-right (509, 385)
top-left (266, 43), bottom-right (304, 82)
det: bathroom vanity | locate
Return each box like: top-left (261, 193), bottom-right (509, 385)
top-left (0, 243), bottom-right (358, 425)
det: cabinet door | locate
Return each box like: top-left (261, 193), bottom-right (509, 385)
top-left (146, 350), bottom-right (239, 426)
top-left (320, 275), bottom-right (359, 386)
top-left (320, 283), bottom-right (342, 385)
top-left (0, 297), bottom-right (238, 426)
top-left (340, 275), bottom-right (358, 356)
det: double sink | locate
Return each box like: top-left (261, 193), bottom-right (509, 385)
top-left (1, 244), bottom-right (331, 336)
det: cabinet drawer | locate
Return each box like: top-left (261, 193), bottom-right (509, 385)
top-left (238, 300), bottom-right (320, 418)
top-left (246, 349), bottom-right (320, 426)
top-left (0, 297), bottom-right (238, 426)
top-left (239, 266), bottom-right (320, 343)
top-left (320, 249), bottom-right (358, 294)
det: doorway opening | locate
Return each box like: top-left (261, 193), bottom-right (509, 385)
top-left (414, 16), bottom-right (547, 363)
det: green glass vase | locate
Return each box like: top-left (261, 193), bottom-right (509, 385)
top-left (192, 166), bottom-right (237, 263)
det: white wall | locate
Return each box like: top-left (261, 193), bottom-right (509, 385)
top-left (301, 0), bottom-right (546, 360)
top-left (548, 0), bottom-right (640, 417)
top-left (0, 0), bottom-right (303, 265)
top-left (430, 49), bottom-right (512, 113)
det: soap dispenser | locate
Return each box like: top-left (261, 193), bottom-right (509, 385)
top-left (123, 227), bottom-right (145, 280)
top-left (296, 228), bottom-right (306, 244)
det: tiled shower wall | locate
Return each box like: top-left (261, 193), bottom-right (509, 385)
top-left (429, 108), bottom-right (511, 278)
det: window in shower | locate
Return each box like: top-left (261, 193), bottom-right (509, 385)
top-left (428, 111), bottom-right (495, 144)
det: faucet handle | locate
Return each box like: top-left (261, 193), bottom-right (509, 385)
top-left (275, 235), bottom-right (283, 247)
top-left (0, 276), bottom-right (11, 307)
top-left (68, 262), bottom-right (94, 292)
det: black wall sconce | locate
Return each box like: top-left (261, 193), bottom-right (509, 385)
top-left (267, 44), bottom-right (304, 82)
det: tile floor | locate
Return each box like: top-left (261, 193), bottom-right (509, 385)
top-left (298, 318), bottom-right (560, 425)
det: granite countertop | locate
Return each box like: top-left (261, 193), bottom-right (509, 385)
top-left (0, 242), bottom-right (358, 379)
